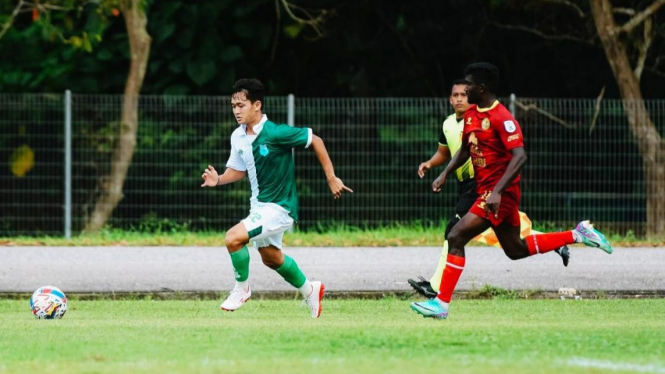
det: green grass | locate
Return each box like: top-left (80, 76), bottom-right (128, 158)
top-left (1, 299), bottom-right (664, 373)
top-left (1, 222), bottom-right (663, 247)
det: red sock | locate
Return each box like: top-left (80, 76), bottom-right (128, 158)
top-left (437, 254), bottom-right (465, 303)
top-left (525, 231), bottom-right (575, 256)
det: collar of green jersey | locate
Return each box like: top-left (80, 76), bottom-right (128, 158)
top-left (241, 114), bottom-right (268, 136)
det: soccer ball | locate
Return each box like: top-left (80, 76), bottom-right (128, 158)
top-left (30, 286), bottom-right (68, 319)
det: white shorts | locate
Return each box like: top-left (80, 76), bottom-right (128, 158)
top-left (241, 203), bottom-right (294, 250)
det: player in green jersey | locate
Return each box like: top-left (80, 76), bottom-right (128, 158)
top-left (201, 79), bottom-right (352, 318)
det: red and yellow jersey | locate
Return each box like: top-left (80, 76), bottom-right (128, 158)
top-left (462, 101), bottom-right (524, 193)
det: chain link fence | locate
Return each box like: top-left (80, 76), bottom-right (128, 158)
top-left (1, 94), bottom-right (663, 236)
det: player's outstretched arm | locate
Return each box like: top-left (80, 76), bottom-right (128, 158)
top-left (310, 135), bottom-right (353, 199)
top-left (432, 146), bottom-right (470, 192)
top-left (201, 165), bottom-right (246, 187)
top-left (418, 145), bottom-right (451, 178)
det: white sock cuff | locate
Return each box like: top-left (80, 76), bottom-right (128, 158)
top-left (298, 279), bottom-right (313, 297)
top-left (235, 281), bottom-right (249, 291)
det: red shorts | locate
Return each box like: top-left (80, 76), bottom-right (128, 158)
top-left (469, 186), bottom-right (521, 227)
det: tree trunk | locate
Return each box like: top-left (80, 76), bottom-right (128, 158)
top-left (589, 0), bottom-right (665, 237)
top-left (84, 0), bottom-right (151, 232)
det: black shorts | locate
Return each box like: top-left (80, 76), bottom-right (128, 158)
top-left (445, 178), bottom-right (478, 237)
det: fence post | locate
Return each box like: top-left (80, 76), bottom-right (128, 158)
top-left (287, 94), bottom-right (295, 232)
top-left (287, 94), bottom-right (295, 160)
top-left (509, 93), bottom-right (516, 116)
top-left (287, 94), bottom-right (295, 128)
top-left (64, 90), bottom-right (72, 239)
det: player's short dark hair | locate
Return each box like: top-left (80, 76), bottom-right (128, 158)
top-left (233, 79), bottom-right (265, 107)
top-left (464, 62), bottom-right (500, 93)
top-left (450, 78), bottom-right (468, 92)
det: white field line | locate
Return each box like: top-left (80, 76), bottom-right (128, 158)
top-left (567, 358), bottom-right (665, 373)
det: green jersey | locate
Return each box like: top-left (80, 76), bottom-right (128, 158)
top-left (226, 115), bottom-right (312, 221)
top-left (439, 113), bottom-right (474, 182)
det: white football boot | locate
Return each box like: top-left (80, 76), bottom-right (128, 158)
top-left (304, 281), bottom-right (325, 318)
top-left (220, 285), bottom-right (251, 312)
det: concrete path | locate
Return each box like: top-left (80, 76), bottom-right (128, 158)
top-left (1, 246), bottom-right (663, 293)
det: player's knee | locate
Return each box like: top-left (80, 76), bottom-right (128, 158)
top-left (224, 231), bottom-right (244, 251)
top-left (447, 232), bottom-right (466, 255)
top-left (444, 222), bottom-right (455, 240)
top-left (447, 226), bottom-right (460, 244)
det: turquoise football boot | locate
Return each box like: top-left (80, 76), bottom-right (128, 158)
top-left (574, 220), bottom-right (613, 254)
top-left (410, 299), bottom-right (449, 319)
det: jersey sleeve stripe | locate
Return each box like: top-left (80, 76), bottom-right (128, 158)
top-left (305, 128), bottom-right (313, 148)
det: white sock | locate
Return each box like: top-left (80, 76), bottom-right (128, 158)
top-left (298, 279), bottom-right (313, 298)
top-left (435, 297), bottom-right (449, 310)
top-left (235, 281), bottom-right (249, 291)
top-left (572, 230), bottom-right (582, 243)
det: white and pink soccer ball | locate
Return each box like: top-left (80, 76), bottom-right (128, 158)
top-left (30, 286), bottom-right (68, 319)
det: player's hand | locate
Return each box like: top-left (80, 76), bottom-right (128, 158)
top-left (328, 177), bottom-right (353, 199)
top-left (485, 192), bottom-right (501, 220)
top-left (418, 162), bottom-right (431, 179)
top-left (432, 173), bottom-right (446, 193)
top-left (201, 165), bottom-right (219, 187)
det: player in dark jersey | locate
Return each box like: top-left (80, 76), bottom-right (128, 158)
top-left (410, 62), bottom-right (613, 320)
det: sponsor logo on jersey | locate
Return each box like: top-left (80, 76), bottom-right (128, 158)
top-left (472, 157), bottom-right (486, 167)
top-left (504, 120), bottom-right (516, 133)
top-left (507, 134), bottom-right (520, 142)
top-left (469, 133), bottom-right (483, 157)
top-left (468, 132), bottom-right (478, 145)
top-left (259, 144), bottom-right (269, 156)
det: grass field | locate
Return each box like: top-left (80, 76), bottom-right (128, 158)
top-left (1, 298), bottom-right (664, 374)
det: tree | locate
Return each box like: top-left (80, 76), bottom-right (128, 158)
top-left (0, 0), bottom-right (151, 233)
top-left (1, 0), bottom-right (332, 232)
top-left (489, 0), bottom-right (665, 237)
top-left (85, 0), bottom-right (151, 232)
top-left (588, 0), bottom-right (665, 237)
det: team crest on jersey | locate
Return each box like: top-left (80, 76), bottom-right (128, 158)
top-left (481, 118), bottom-right (490, 131)
top-left (504, 120), bottom-right (516, 133)
top-left (259, 144), bottom-right (269, 156)
top-left (466, 117), bottom-right (472, 125)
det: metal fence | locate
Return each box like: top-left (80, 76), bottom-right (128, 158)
top-left (1, 94), bottom-right (663, 236)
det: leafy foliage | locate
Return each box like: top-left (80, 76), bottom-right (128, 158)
top-left (2, 0), bottom-right (663, 97)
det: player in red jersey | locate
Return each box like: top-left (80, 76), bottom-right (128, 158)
top-left (411, 62), bottom-right (613, 319)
